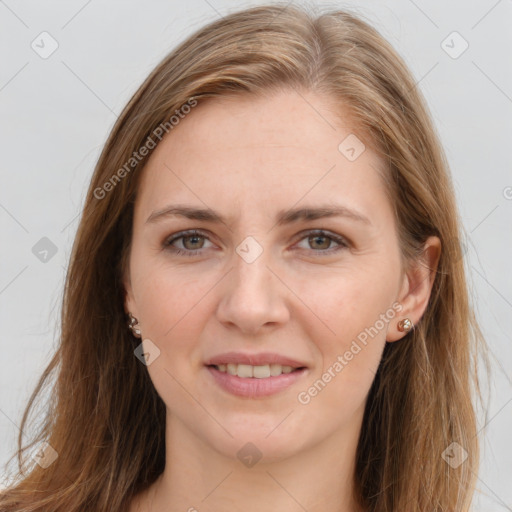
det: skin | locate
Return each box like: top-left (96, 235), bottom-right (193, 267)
top-left (124, 88), bottom-right (441, 512)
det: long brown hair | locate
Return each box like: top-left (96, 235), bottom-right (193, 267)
top-left (0, 4), bottom-right (488, 511)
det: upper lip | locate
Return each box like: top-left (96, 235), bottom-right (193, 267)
top-left (205, 352), bottom-right (308, 368)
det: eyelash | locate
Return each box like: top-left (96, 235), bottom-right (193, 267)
top-left (163, 229), bottom-right (349, 257)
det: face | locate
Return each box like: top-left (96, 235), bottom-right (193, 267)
top-left (124, 89), bottom-right (408, 462)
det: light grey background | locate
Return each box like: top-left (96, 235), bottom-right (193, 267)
top-left (1, 0), bottom-right (511, 509)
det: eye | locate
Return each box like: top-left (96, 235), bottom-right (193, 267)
top-left (163, 229), bottom-right (349, 257)
top-left (294, 230), bottom-right (349, 256)
top-left (163, 230), bottom-right (214, 257)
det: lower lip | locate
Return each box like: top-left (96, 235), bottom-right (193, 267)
top-left (206, 365), bottom-right (308, 398)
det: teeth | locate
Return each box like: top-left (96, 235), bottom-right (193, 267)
top-left (216, 363), bottom-right (296, 378)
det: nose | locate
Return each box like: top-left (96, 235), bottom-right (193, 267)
top-left (215, 248), bottom-right (290, 335)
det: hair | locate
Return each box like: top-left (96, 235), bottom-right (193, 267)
top-left (0, 3), bottom-right (489, 511)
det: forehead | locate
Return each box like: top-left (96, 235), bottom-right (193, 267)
top-left (134, 89), bottom-right (391, 227)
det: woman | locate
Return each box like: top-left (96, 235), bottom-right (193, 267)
top-left (0, 4), bottom-right (487, 511)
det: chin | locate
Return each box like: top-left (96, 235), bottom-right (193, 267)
top-left (200, 418), bottom-right (314, 464)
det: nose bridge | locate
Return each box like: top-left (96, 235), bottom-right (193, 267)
top-left (233, 242), bottom-right (272, 292)
top-left (215, 237), bottom-right (289, 332)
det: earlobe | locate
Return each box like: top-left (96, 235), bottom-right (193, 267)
top-left (127, 312), bottom-right (142, 338)
top-left (387, 236), bottom-right (441, 342)
top-left (122, 271), bottom-right (141, 337)
top-left (397, 318), bottom-right (414, 332)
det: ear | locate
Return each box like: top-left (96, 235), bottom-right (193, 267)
top-left (387, 236), bottom-right (441, 342)
top-left (122, 253), bottom-right (138, 318)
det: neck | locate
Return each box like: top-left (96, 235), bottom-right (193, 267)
top-left (142, 412), bottom-right (365, 512)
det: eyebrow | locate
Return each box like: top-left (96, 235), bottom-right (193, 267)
top-left (145, 204), bottom-right (371, 226)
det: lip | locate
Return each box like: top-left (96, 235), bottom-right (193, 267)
top-left (206, 365), bottom-right (308, 398)
top-left (204, 351), bottom-right (308, 368)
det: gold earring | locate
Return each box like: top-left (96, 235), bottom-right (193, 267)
top-left (397, 318), bottom-right (413, 332)
top-left (127, 312), bottom-right (141, 338)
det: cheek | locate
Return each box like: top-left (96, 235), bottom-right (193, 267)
top-left (133, 257), bottom-right (214, 339)
top-left (296, 263), bottom-right (396, 347)
top-left (295, 265), bottom-right (395, 404)
top-left (134, 265), bottom-right (231, 373)
top-left (134, 270), bottom-right (214, 409)
top-left (295, 279), bottom-right (389, 424)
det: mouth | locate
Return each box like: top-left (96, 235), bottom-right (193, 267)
top-left (206, 363), bottom-right (307, 379)
top-left (205, 362), bottom-right (308, 398)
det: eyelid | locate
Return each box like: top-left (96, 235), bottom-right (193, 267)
top-left (164, 229), bottom-right (215, 248)
top-left (163, 228), bottom-right (350, 255)
top-left (292, 229), bottom-right (349, 253)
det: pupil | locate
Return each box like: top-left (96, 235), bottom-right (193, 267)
top-left (184, 235), bottom-right (203, 250)
top-left (311, 235), bottom-right (329, 249)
